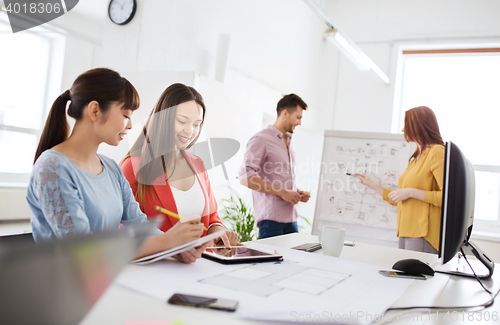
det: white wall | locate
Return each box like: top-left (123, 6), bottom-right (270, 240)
top-left (322, 0), bottom-right (500, 133)
top-left (99, 0), bottom-right (337, 108)
top-left (95, 0), bottom-right (337, 224)
top-left (0, 187), bottom-right (32, 220)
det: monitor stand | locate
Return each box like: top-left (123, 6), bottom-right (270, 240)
top-left (435, 241), bottom-right (495, 279)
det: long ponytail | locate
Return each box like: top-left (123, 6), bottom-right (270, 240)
top-left (34, 90), bottom-right (71, 163)
top-left (33, 68), bottom-right (140, 164)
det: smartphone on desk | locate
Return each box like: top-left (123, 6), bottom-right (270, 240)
top-left (379, 270), bottom-right (427, 280)
top-left (168, 293), bottom-right (238, 312)
top-left (291, 243), bottom-right (322, 252)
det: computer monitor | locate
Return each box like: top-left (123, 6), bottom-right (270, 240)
top-left (0, 224), bottom-right (154, 325)
top-left (438, 141), bottom-right (494, 279)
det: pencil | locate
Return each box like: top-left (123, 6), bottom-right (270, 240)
top-left (155, 206), bottom-right (208, 231)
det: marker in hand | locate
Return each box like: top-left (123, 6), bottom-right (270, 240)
top-left (300, 191), bottom-right (311, 197)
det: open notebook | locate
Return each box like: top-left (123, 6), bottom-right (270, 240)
top-left (131, 229), bottom-right (226, 265)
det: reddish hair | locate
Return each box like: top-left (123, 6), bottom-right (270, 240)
top-left (403, 106), bottom-right (444, 162)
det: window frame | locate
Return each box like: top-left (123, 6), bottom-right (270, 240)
top-left (392, 44), bottom-right (500, 241)
top-left (0, 15), bottom-right (65, 185)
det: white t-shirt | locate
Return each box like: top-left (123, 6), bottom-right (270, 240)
top-left (170, 176), bottom-right (205, 218)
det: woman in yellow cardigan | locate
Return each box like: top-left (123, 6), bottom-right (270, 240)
top-left (356, 106), bottom-right (445, 254)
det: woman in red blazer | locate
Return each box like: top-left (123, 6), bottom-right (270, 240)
top-left (121, 83), bottom-right (239, 251)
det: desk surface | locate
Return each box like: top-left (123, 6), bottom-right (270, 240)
top-left (81, 233), bottom-right (500, 325)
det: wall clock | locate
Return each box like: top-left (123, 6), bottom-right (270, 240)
top-left (108, 0), bottom-right (137, 25)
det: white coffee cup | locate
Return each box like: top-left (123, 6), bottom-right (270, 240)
top-left (319, 226), bottom-right (346, 257)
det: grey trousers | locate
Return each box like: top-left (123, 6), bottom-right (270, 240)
top-left (399, 237), bottom-right (438, 254)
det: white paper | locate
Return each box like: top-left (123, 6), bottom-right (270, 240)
top-left (131, 229), bottom-right (225, 265)
top-left (117, 242), bottom-right (414, 324)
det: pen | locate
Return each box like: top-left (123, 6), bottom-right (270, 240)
top-left (274, 249), bottom-right (284, 261)
top-left (155, 206), bottom-right (208, 231)
top-left (346, 173), bottom-right (357, 176)
top-left (206, 246), bottom-right (243, 249)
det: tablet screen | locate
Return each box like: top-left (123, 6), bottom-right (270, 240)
top-left (202, 247), bottom-right (282, 263)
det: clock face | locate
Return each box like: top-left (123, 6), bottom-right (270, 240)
top-left (108, 0), bottom-right (137, 25)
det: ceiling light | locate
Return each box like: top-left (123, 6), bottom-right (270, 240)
top-left (303, 0), bottom-right (390, 84)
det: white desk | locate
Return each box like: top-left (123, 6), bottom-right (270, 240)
top-left (81, 233), bottom-right (500, 325)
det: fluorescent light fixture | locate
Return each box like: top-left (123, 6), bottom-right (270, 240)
top-left (303, 0), bottom-right (390, 85)
top-left (327, 29), bottom-right (371, 71)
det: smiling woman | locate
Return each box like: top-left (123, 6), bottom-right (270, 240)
top-left (120, 83), bottom-right (241, 250)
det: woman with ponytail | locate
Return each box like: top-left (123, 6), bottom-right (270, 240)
top-left (27, 68), bottom-right (211, 263)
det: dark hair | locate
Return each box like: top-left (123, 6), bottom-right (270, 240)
top-left (34, 68), bottom-right (140, 163)
top-left (276, 93), bottom-right (307, 116)
top-left (404, 106), bottom-right (444, 162)
top-left (122, 83), bottom-right (206, 207)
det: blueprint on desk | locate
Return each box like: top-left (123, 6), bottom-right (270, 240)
top-left (116, 242), bottom-right (413, 325)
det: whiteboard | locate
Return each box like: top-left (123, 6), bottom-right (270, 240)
top-left (312, 131), bottom-right (414, 246)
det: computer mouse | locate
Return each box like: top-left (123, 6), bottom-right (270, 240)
top-left (392, 259), bottom-right (435, 276)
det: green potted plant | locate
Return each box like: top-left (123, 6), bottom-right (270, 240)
top-left (220, 190), bottom-right (257, 242)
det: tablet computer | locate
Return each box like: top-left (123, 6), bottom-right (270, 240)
top-left (202, 246), bottom-right (283, 264)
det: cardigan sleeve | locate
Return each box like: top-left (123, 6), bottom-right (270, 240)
top-left (28, 155), bottom-right (90, 241)
top-left (423, 146), bottom-right (445, 207)
top-left (382, 188), bottom-right (397, 206)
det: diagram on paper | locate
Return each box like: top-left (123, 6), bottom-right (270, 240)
top-left (198, 262), bottom-right (351, 297)
top-left (318, 138), bottom-right (411, 230)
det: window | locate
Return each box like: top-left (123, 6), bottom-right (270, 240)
top-left (0, 19), bottom-right (64, 184)
top-left (394, 47), bottom-right (500, 238)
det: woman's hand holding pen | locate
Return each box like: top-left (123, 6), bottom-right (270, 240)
top-left (354, 174), bottom-right (385, 196)
top-left (166, 220), bottom-right (204, 248)
top-left (355, 173), bottom-right (375, 189)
